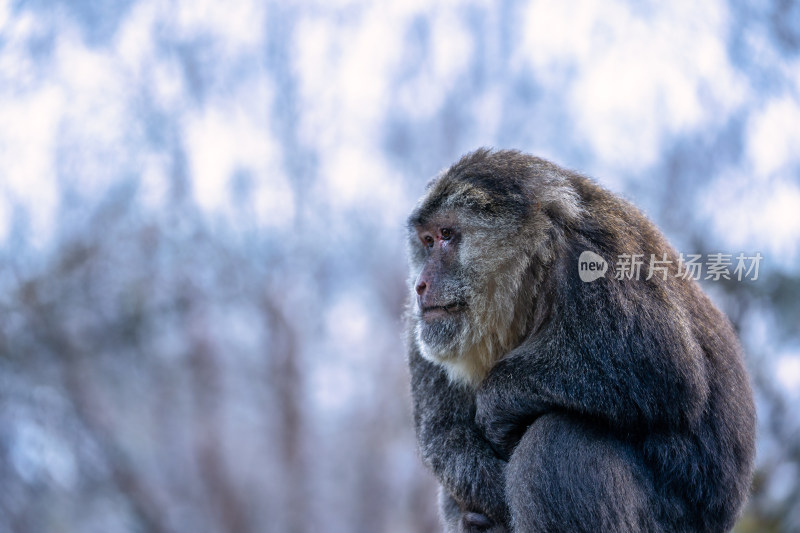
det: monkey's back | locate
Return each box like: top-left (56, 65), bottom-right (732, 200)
top-left (567, 174), bottom-right (756, 531)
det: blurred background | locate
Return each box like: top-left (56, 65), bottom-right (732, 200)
top-left (0, 0), bottom-right (799, 532)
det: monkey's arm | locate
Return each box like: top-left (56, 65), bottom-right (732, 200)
top-left (476, 262), bottom-right (710, 457)
top-left (409, 347), bottom-right (510, 524)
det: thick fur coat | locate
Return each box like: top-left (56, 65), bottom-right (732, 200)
top-left (406, 149), bottom-right (755, 532)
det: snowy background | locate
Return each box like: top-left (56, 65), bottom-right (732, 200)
top-left (1, 1), bottom-right (799, 531)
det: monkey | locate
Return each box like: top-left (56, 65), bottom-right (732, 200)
top-left (406, 149), bottom-right (756, 532)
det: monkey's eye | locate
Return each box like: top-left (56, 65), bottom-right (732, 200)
top-left (422, 235), bottom-right (434, 247)
top-left (440, 228), bottom-right (452, 240)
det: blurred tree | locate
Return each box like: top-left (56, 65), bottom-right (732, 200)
top-left (1, 1), bottom-right (798, 532)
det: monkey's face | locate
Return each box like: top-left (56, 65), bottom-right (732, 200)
top-left (407, 203), bottom-right (530, 386)
top-left (409, 211), bottom-right (471, 361)
top-left (407, 150), bottom-right (586, 386)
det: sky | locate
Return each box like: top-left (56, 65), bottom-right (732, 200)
top-left (1, 0), bottom-right (799, 382)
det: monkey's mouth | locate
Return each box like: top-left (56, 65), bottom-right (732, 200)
top-left (420, 302), bottom-right (468, 320)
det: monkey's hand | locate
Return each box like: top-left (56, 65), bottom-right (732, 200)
top-left (452, 451), bottom-right (510, 527)
top-left (475, 357), bottom-right (548, 460)
top-left (423, 422), bottom-right (510, 526)
top-left (410, 348), bottom-right (511, 525)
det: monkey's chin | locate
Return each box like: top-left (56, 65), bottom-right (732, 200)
top-left (415, 315), bottom-right (491, 388)
top-left (415, 312), bottom-right (501, 388)
top-left (415, 315), bottom-right (464, 365)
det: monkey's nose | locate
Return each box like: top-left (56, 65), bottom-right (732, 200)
top-left (415, 280), bottom-right (427, 296)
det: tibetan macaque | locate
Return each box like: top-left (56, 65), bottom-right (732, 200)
top-left (406, 149), bottom-right (755, 532)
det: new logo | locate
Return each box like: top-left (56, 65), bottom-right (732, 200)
top-left (578, 251), bottom-right (608, 282)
